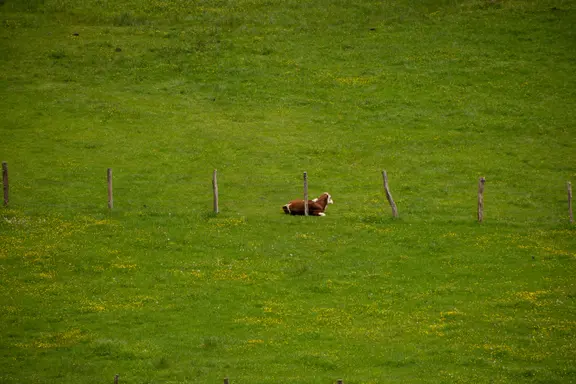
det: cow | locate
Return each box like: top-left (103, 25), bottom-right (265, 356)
top-left (282, 192), bottom-right (334, 216)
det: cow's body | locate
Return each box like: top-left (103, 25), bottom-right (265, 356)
top-left (282, 192), bottom-right (333, 216)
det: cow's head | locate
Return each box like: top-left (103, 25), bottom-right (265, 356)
top-left (325, 192), bottom-right (334, 204)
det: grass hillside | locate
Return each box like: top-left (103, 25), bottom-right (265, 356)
top-left (1, 0), bottom-right (575, 383)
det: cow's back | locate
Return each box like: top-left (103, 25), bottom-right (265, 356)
top-left (284, 200), bottom-right (323, 215)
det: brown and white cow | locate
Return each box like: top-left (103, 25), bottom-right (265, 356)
top-left (282, 192), bottom-right (334, 216)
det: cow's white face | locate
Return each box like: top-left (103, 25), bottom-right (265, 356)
top-left (326, 193), bottom-right (334, 204)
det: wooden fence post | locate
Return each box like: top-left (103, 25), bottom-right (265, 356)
top-left (382, 170), bottom-right (398, 218)
top-left (568, 181), bottom-right (573, 224)
top-left (107, 168), bottom-right (113, 210)
top-left (2, 162), bottom-right (8, 207)
top-left (223, 378), bottom-right (229, 384)
top-left (477, 177), bottom-right (486, 223)
top-left (337, 380), bottom-right (344, 384)
top-left (213, 169), bottom-right (219, 214)
top-left (303, 171), bottom-right (309, 216)
top-left (114, 374), bottom-right (119, 384)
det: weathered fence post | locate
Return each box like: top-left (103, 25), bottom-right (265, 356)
top-left (382, 170), bottom-right (398, 218)
top-left (477, 177), bottom-right (486, 223)
top-left (107, 168), bottom-right (113, 210)
top-left (223, 378), bottom-right (229, 384)
top-left (2, 162), bottom-right (8, 207)
top-left (568, 181), bottom-right (573, 224)
top-left (213, 169), bottom-right (219, 214)
top-left (303, 171), bottom-right (309, 216)
top-left (114, 374), bottom-right (119, 384)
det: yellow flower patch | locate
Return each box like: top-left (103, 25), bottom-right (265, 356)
top-left (15, 329), bottom-right (86, 350)
top-left (516, 290), bottom-right (551, 306)
top-left (212, 269), bottom-right (250, 281)
top-left (235, 316), bottom-right (283, 327)
top-left (112, 263), bottom-right (137, 270)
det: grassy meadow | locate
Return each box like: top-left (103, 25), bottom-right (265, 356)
top-left (1, 0), bottom-right (576, 383)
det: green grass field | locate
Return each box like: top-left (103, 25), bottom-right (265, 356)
top-left (1, 0), bottom-right (575, 383)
